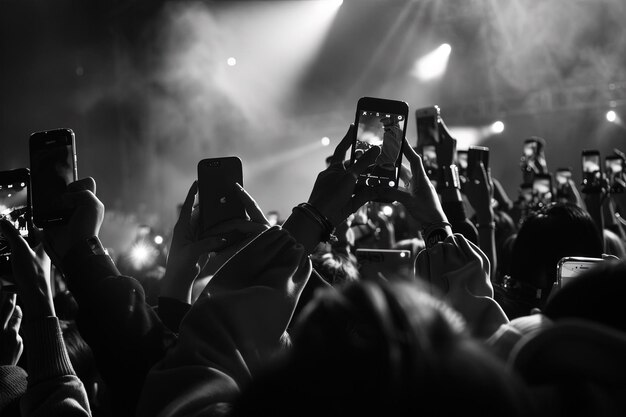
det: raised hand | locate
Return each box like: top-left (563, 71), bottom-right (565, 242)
top-left (162, 181), bottom-right (269, 303)
top-left (40, 177), bottom-right (104, 266)
top-left (307, 124), bottom-right (381, 227)
top-left (375, 138), bottom-right (448, 229)
top-left (0, 219), bottom-right (55, 320)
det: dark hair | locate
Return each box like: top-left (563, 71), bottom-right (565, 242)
top-left (510, 203), bottom-right (603, 296)
top-left (233, 280), bottom-right (531, 417)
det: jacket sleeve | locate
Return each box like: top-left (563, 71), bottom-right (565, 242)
top-left (61, 240), bottom-right (177, 415)
top-left (137, 227), bottom-right (312, 417)
top-left (20, 317), bottom-right (91, 417)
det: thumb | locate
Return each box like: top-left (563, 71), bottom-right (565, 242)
top-left (66, 177), bottom-right (96, 195)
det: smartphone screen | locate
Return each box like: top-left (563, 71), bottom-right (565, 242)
top-left (582, 152), bottom-right (601, 174)
top-left (0, 179), bottom-right (29, 256)
top-left (523, 141), bottom-right (537, 158)
top-left (456, 150), bottom-right (468, 171)
top-left (555, 169), bottom-right (571, 185)
top-left (29, 129), bottom-right (77, 228)
top-left (557, 257), bottom-right (603, 288)
top-left (605, 156), bottom-right (623, 182)
top-left (533, 176), bottom-right (552, 198)
top-left (422, 145), bottom-right (438, 171)
top-left (197, 156), bottom-right (246, 236)
top-left (352, 98), bottom-right (408, 189)
top-left (416, 113), bottom-right (438, 147)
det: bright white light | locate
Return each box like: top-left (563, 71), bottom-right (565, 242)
top-left (226, 57), bottom-right (237, 66)
top-left (129, 242), bottom-right (157, 269)
top-left (412, 43), bottom-right (452, 82)
top-left (606, 110), bottom-right (617, 122)
top-left (314, 0), bottom-right (343, 15)
top-left (491, 121), bottom-right (505, 134)
top-left (321, 136), bottom-right (330, 146)
top-left (382, 205), bottom-right (393, 217)
top-left (154, 235), bottom-right (164, 245)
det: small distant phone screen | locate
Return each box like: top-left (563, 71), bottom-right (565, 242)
top-left (533, 178), bottom-right (550, 194)
top-left (606, 158), bottom-right (623, 174)
top-left (555, 170), bottom-right (571, 185)
top-left (0, 182), bottom-right (28, 256)
top-left (353, 110), bottom-right (406, 188)
top-left (422, 145), bottom-right (438, 170)
top-left (523, 141), bottom-right (537, 157)
top-left (457, 151), bottom-right (468, 171)
top-left (582, 153), bottom-right (601, 173)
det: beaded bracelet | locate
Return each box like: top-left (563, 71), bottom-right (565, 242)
top-left (293, 203), bottom-right (337, 243)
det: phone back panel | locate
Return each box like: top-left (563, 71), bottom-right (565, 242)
top-left (29, 129), bottom-right (77, 228)
top-left (197, 157), bottom-right (245, 236)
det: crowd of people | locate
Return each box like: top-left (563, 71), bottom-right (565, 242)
top-left (0, 109), bottom-right (625, 417)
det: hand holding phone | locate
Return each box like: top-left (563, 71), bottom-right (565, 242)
top-left (29, 128), bottom-right (77, 228)
top-left (532, 173), bottom-right (553, 206)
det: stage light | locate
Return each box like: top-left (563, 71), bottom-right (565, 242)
top-left (154, 235), bottom-right (164, 245)
top-left (382, 205), bottom-right (393, 217)
top-left (412, 43), bottom-right (452, 82)
top-left (129, 241), bottom-right (158, 270)
top-left (606, 110), bottom-right (617, 122)
top-left (491, 121), bottom-right (505, 134)
top-left (227, 57), bottom-right (237, 67)
top-left (321, 136), bottom-right (330, 146)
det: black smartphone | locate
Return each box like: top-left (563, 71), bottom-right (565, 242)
top-left (197, 156), bottom-right (246, 237)
top-left (555, 167), bottom-right (572, 186)
top-left (456, 150), bottom-right (468, 176)
top-left (0, 168), bottom-right (31, 277)
top-left (532, 173), bottom-right (553, 204)
top-left (29, 128), bottom-right (78, 228)
top-left (467, 146), bottom-right (489, 181)
top-left (581, 149), bottom-right (602, 189)
top-left (350, 97), bottom-right (408, 191)
top-left (415, 106), bottom-right (440, 177)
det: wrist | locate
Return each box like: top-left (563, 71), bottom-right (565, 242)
top-left (283, 205), bottom-right (329, 254)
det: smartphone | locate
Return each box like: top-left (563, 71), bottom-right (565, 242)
top-left (532, 173), bottom-right (553, 204)
top-left (556, 256), bottom-right (603, 288)
top-left (555, 168), bottom-right (572, 186)
top-left (29, 128), bottom-right (78, 228)
top-left (197, 156), bottom-right (246, 237)
top-left (0, 168), bottom-right (31, 277)
top-left (415, 106), bottom-right (440, 178)
top-left (456, 150), bottom-right (468, 175)
top-left (350, 97), bottom-right (408, 191)
top-left (467, 146), bottom-right (489, 181)
top-left (581, 149), bottom-right (601, 189)
top-left (355, 248), bottom-right (412, 282)
top-left (605, 156), bottom-right (623, 182)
